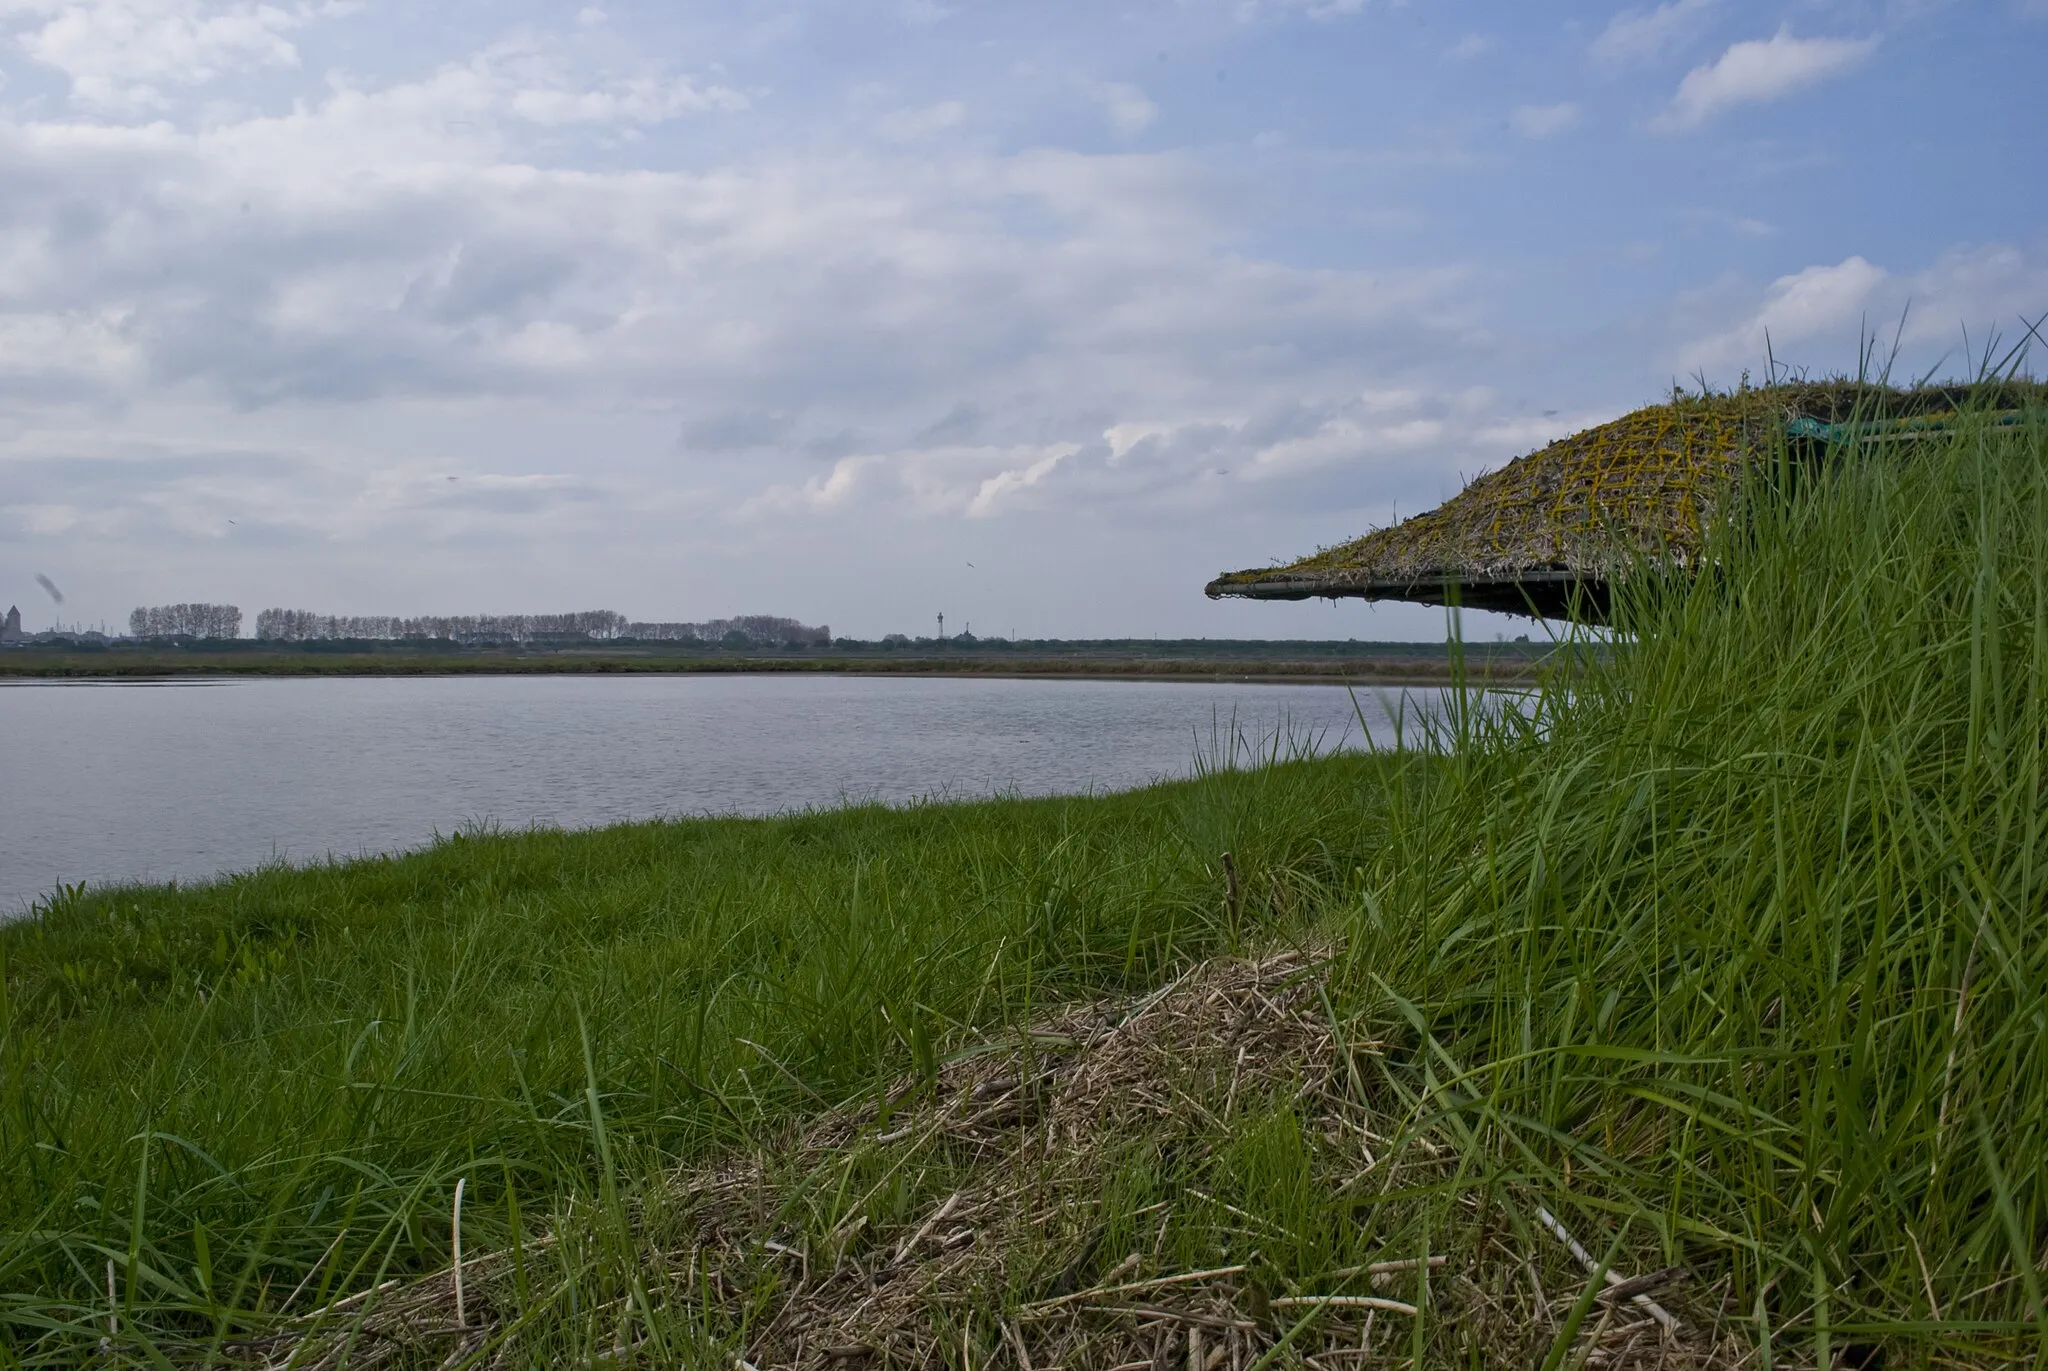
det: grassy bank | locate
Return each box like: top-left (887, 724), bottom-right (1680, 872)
top-left (0, 745), bottom-right (1398, 1364)
top-left (4, 401), bottom-right (2045, 1367)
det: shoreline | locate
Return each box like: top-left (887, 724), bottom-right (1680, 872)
top-left (0, 651), bottom-right (1547, 685)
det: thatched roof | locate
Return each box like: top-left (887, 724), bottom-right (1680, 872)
top-left (1205, 381), bottom-right (2041, 619)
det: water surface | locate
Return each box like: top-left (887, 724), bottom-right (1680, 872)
top-left (0, 673), bottom-right (1441, 914)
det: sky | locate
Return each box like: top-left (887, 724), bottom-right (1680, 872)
top-left (1, 0), bottom-right (2043, 642)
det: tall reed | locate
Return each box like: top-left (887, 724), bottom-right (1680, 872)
top-left (1342, 397), bottom-right (2047, 1360)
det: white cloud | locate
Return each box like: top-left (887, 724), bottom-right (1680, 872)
top-left (0, 2), bottom-right (2030, 645)
top-left (1249, 417), bottom-right (1433, 475)
top-left (508, 73), bottom-right (744, 125)
top-left (1758, 255), bottom-right (1887, 338)
top-left (1092, 81), bottom-right (1157, 136)
top-left (736, 455), bottom-right (880, 517)
top-left (1509, 102), bottom-right (1580, 139)
top-left (370, 43), bottom-right (747, 130)
top-left (1680, 256), bottom-right (1888, 368)
top-left (1592, 0), bottom-right (1715, 69)
top-left (0, 24), bottom-right (1477, 495)
top-left (8, 0), bottom-right (312, 111)
top-left (0, 9), bottom-right (1592, 639)
top-left (1896, 244), bottom-right (2048, 355)
top-left (1671, 248), bottom-right (2048, 374)
top-left (1662, 28), bottom-right (1879, 128)
top-left (1444, 33), bottom-right (1493, 61)
top-left (966, 445), bottom-right (1076, 517)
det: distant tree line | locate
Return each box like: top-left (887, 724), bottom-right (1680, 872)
top-left (623, 615), bottom-right (832, 647)
top-left (255, 609), bottom-right (629, 644)
top-left (129, 603), bottom-right (242, 639)
top-left (253, 609), bottom-right (830, 647)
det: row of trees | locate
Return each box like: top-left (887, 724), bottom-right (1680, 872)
top-left (129, 604), bottom-right (242, 639)
top-left (624, 616), bottom-right (832, 646)
top-left (253, 609), bottom-right (831, 647)
top-left (255, 609), bottom-right (631, 643)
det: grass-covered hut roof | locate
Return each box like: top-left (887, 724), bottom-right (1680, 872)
top-left (1205, 381), bottom-right (2042, 618)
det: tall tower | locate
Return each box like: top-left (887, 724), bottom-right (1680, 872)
top-left (937, 612), bottom-right (944, 640)
top-left (1, 605), bottom-right (21, 642)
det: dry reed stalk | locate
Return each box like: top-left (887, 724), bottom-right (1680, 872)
top-left (452, 1177), bottom-right (466, 1330)
top-left (233, 951), bottom-right (1748, 1371)
top-left (1535, 1206), bottom-right (1682, 1334)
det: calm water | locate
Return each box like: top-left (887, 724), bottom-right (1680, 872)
top-left (0, 674), bottom-right (1445, 914)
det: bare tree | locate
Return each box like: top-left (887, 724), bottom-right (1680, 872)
top-left (251, 608), bottom-right (828, 646)
top-left (254, 608), bottom-right (643, 644)
top-left (130, 603), bottom-right (242, 639)
top-left (623, 615), bottom-right (830, 646)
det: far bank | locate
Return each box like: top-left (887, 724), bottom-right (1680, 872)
top-left (0, 636), bottom-right (1557, 683)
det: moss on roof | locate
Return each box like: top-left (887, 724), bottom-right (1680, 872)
top-left (1205, 381), bottom-right (2044, 618)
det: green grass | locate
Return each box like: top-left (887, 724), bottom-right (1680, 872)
top-left (1327, 399), bottom-right (2048, 1363)
top-left (3, 393), bottom-right (2046, 1366)
top-left (0, 741), bottom-right (1392, 1363)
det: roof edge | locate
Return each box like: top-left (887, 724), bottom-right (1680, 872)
top-left (1206, 568), bottom-right (1610, 621)
top-left (1206, 567), bottom-right (1591, 599)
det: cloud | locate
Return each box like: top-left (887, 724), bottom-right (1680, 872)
top-left (0, 8), bottom-right (1560, 639)
top-left (1661, 28), bottom-right (1879, 128)
top-left (1091, 81), bottom-right (1157, 136)
top-left (1444, 34), bottom-right (1493, 61)
top-left (506, 73), bottom-right (745, 124)
top-left (1675, 245), bottom-right (2048, 373)
top-left (1755, 255), bottom-right (1887, 341)
top-left (1591, 0), bottom-right (1715, 69)
top-left (1509, 102), bottom-right (1580, 139)
top-left (1680, 256), bottom-right (1887, 367)
top-left (716, 381), bottom-right (1537, 537)
top-left (965, 445), bottom-right (1076, 516)
top-left (8, 0), bottom-right (313, 111)
top-left (0, 78), bottom-right (1471, 432)
top-left (737, 456), bottom-right (880, 517)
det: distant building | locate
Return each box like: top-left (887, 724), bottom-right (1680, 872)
top-left (0, 605), bottom-right (21, 644)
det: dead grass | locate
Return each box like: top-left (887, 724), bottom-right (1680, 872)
top-left (253, 951), bottom-right (1763, 1370)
